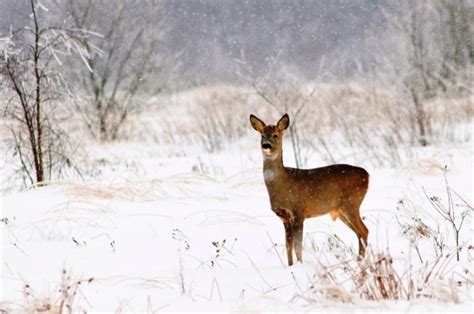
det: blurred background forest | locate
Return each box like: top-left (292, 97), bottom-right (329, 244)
top-left (1, 0), bottom-right (390, 86)
top-left (2, 0), bottom-right (471, 87)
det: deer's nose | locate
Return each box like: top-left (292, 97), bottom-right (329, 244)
top-left (262, 142), bottom-right (272, 150)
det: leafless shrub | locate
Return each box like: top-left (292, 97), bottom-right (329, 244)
top-left (172, 228), bottom-right (189, 295)
top-left (396, 198), bottom-right (434, 263)
top-left (423, 167), bottom-right (473, 261)
top-left (0, 0), bottom-right (92, 187)
top-left (394, 168), bottom-right (472, 261)
top-left (17, 268), bottom-right (94, 313)
top-left (397, 200), bottom-right (450, 260)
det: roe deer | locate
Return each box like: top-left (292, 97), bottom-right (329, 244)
top-left (250, 113), bottom-right (369, 266)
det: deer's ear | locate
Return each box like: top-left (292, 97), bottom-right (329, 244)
top-left (249, 114), bottom-right (266, 133)
top-left (277, 113), bottom-right (290, 131)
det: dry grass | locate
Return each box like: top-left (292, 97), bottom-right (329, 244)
top-left (61, 173), bottom-right (216, 201)
top-left (399, 159), bottom-right (446, 176)
top-left (3, 269), bottom-right (94, 314)
top-left (300, 82), bottom-right (473, 167)
top-left (294, 247), bottom-right (470, 305)
top-left (129, 81), bottom-right (473, 167)
top-left (65, 182), bottom-right (159, 201)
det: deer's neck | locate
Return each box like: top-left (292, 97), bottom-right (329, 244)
top-left (263, 153), bottom-right (286, 183)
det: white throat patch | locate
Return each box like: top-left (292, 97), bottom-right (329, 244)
top-left (263, 169), bottom-right (276, 182)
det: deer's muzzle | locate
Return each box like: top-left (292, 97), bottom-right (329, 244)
top-left (261, 142), bottom-right (273, 154)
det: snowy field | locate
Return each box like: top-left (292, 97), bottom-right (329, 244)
top-left (1, 0), bottom-right (472, 312)
top-left (0, 90), bottom-right (472, 313)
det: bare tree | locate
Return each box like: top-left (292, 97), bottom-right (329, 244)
top-left (65, 0), bottom-right (169, 141)
top-left (0, 0), bottom-right (92, 186)
top-left (383, 0), bottom-right (473, 146)
top-left (239, 57), bottom-right (322, 168)
top-left (433, 0), bottom-right (473, 91)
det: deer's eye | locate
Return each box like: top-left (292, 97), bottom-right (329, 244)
top-left (273, 134), bottom-right (278, 139)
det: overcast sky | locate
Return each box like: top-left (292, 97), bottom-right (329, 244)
top-left (0, 0), bottom-right (394, 85)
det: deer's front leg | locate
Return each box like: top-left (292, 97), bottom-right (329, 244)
top-left (293, 218), bottom-right (304, 263)
top-left (274, 208), bottom-right (295, 266)
top-left (283, 219), bottom-right (294, 266)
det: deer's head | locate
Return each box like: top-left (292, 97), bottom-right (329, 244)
top-left (249, 113), bottom-right (289, 159)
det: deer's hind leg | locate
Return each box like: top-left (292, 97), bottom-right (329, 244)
top-left (339, 197), bottom-right (369, 257)
top-left (339, 212), bottom-right (368, 257)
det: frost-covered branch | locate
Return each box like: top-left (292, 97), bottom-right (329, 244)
top-left (0, 0), bottom-right (96, 186)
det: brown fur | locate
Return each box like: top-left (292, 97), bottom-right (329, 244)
top-left (250, 113), bottom-right (370, 266)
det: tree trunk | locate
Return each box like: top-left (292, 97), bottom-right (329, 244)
top-left (32, 0), bottom-right (44, 183)
top-left (411, 90), bottom-right (428, 147)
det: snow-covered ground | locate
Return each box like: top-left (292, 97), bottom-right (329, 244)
top-left (1, 110), bottom-right (473, 312)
